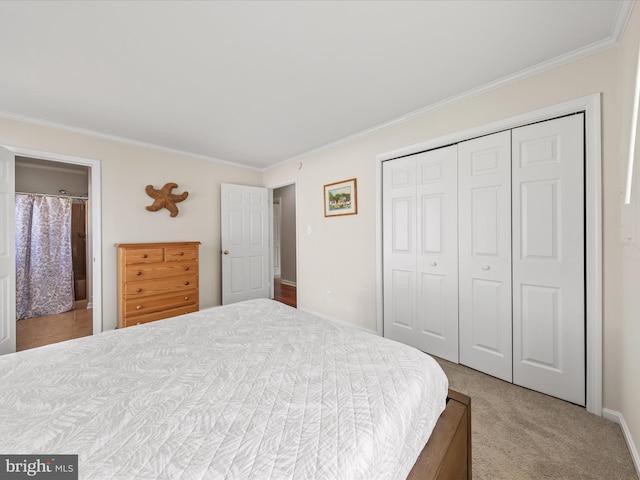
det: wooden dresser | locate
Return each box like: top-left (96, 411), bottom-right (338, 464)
top-left (116, 241), bottom-right (200, 328)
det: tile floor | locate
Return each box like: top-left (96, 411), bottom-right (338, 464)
top-left (16, 308), bottom-right (93, 352)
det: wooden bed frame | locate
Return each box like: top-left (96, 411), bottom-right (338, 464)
top-left (407, 389), bottom-right (472, 480)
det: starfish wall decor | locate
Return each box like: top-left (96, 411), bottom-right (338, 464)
top-left (145, 182), bottom-right (189, 217)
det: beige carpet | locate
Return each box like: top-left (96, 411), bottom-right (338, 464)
top-left (435, 357), bottom-right (638, 480)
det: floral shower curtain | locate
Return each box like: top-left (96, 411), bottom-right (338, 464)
top-left (15, 194), bottom-right (74, 320)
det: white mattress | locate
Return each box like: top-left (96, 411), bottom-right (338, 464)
top-left (0, 299), bottom-right (448, 480)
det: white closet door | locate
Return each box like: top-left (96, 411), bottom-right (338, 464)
top-left (383, 156), bottom-right (417, 348)
top-left (459, 131), bottom-right (512, 382)
top-left (415, 145), bottom-right (458, 361)
top-left (512, 114), bottom-right (585, 405)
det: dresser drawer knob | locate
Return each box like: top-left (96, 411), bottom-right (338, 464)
top-left (179, 252), bottom-right (184, 256)
top-left (184, 296), bottom-right (189, 300)
top-left (136, 305), bottom-right (142, 310)
top-left (184, 281), bottom-right (190, 285)
top-left (136, 288), bottom-right (142, 293)
top-left (142, 254), bottom-right (148, 259)
top-left (137, 271), bottom-right (142, 276)
top-left (184, 266), bottom-right (189, 271)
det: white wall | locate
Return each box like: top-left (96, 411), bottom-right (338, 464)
top-left (264, 48), bottom-right (624, 411)
top-left (1, 117), bottom-right (262, 330)
top-left (618, 2), bottom-right (640, 468)
top-left (15, 157), bottom-right (88, 195)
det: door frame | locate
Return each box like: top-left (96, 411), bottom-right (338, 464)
top-left (375, 93), bottom-right (602, 415)
top-left (266, 179), bottom-right (298, 302)
top-left (273, 196), bottom-right (282, 277)
top-left (6, 146), bottom-right (103, 337)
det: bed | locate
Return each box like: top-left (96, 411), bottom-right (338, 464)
top-left (0, 299), bottom-right (471, 479)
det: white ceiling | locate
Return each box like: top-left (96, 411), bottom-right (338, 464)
top-left (0, 1), bottom-right (633, 170)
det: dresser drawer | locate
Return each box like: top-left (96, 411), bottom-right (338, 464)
top-left (125, 289), bottom-right (197, 317)
top-left (125, 261), bottom-right (198, 282)
top-left (165, 246), bottom-right (198, 262)
top-left (125, 274), bottom-right (197, 297)
top-left (124, 304), bottom-right (199, 327)
top-left (124, 248), bottom-right (164, 265)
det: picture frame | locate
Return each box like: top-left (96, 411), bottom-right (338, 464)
top-left (324, 178), bottom-right (357, 217)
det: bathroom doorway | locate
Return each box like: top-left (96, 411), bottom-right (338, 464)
top-left (14, 156), bottom-right (92, 350)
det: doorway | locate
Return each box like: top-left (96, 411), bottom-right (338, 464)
top-left (14, 156), bottom-right (92, 350)
top-left (0, 145), bottom-right (103, 356)
top-left (271, 183), bottom-right (297, 308)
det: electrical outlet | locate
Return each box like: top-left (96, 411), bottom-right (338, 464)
top-left (326, 290), bottom-right (332, 301)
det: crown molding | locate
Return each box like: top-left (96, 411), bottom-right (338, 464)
top-left (612, 1), bottom-right (636, 44)
top-left (0, 111), bottom-right (261, 172)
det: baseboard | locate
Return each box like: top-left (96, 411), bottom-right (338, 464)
top-left (280, 279), bottom-right (297, 287)
top-left (602, 408), bottom-right (640, 477)
top-left (74, 299), bottom-right (89, 310)
top-left (298, 307), bottom-right (377, 335)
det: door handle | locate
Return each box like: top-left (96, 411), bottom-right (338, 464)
top-left (482, 265), bottom-right (491, 270)
top-left (223, 250), bottom-right (229, 255)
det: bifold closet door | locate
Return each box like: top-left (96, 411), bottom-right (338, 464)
top-left (458, 131), bottom-right (513, 382)
top-left (512, 114), bottom-right (585, 405)
top-left (383, 156), bottom-right (417, 348)
top-left (415, 146), bottom-right (458, 361)
top-left (383, 146), bottom-right (459, 362)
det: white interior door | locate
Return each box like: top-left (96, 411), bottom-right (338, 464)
top-left (0, 146), bottom-right (15, 355)
top-left (415, 146), bottom-right (458, 361)
top-left (383, 156), bottom-right (417, 347)
top-left (221, 183), bottom-right (270, 305)
top-left (458, 131), bottom-right (513, 382)
top-left (512, 114), bottom-right (585, 405)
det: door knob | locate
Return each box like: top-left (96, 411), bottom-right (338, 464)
top-left (223, 250), bottom-right (229, 255)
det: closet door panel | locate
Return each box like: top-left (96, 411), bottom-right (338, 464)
top-left (419, 272), bottom-right (445, 335)
top-left (471, 278), bottom-right (505, 353)
top-left (415, 146), bottom-right (458, 361)
top-left (472, 187), bottom-right (500, 255)
top-left (383, 146), bottom-right (458, 361)
top-left (512, 114), bottom-right (585, 405)
top-left (459, 131), bottom-right (512, 382)
top-left (383, 157), bottom-right (417, 347)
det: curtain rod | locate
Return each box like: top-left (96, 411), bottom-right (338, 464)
top-left (15, 192), bottom-right (88, 200)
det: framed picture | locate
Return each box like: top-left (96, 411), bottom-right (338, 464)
top-left (324, 178), bottom-right (357, 217)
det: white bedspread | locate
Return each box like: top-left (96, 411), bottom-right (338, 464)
top-left (0, 299), bottom-right (448, 480)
